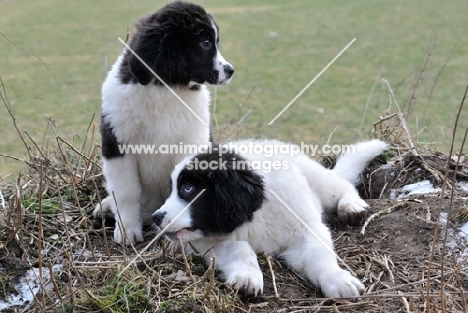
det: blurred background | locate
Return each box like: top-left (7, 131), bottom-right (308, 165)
top-left (1, 0), bottom-right (467, 177)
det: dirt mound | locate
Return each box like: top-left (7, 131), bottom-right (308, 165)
top-left (1, 144), bottom-right (467, 312)
top-left (358, 151), bottom-right (468, 199)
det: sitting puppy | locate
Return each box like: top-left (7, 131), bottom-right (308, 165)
top-left (93, 1), bottom-right (234, 245)
top-left (152, 139), bottom-right (387, 298)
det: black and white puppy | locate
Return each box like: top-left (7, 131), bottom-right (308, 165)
top-left (152, 139), bottom-right (387, 298)
top-left (93, 1), bottom-right (234, 245)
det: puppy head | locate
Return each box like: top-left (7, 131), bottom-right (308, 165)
top-left (152, 150), bottom-right (265, 241)
top-left (120, 1), bottom-right (234, 86)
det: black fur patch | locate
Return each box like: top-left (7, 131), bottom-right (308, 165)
top-left (100, 114), bottom-right (124, 159)
top-left (176, 148), bottom-right (265, 235)
top-left (118, 1), bottom-right (221, 86)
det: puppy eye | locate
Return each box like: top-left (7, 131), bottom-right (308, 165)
top-left (182, 183), bottom-right (195, 195)
top-left (200, 40), bottom-right (212, 50)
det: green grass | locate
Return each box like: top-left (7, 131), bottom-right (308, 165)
top-left (83, 268), bottom-right (151, 313)
top-left (21, 197), bottom-right (60, 214)
top-left (1, 0), bottom-right (467, 176)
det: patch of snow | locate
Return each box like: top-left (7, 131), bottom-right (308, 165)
top-left (73, 249), bottom-right (93, 260)
top-left (380, 164), bottom-right (393, 170)
top-left (0, 265), bottom-right (61, 311)
top-left (439, 212), bottom-right (448, 225)
top-left (459, 221), bottom-right (468, 241)
top-left (389, 180), bottom-right (440, 199)
top-left (457, 181), bottom-right (468, 192)
top-left (434, 215), bottom-right (468, 264)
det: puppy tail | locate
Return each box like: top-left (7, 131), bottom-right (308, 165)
top-left (332, 140), bottom-right (388, 186)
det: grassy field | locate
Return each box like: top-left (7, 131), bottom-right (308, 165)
top-left (1, 2), bottom-right (468, 311)
top-left (1, 0), bottom-right (467, 177)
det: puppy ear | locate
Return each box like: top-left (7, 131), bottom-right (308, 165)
top-left (127, 33), bottom-right (188, 86)
top-left (123, 26), bottom-right (162, 86)
top-left (128, 48), bottom-right (155, 86)
top-left (209, 155), bottom-right (265, 233)
top-left (156, 34), bottom-right (189, 85)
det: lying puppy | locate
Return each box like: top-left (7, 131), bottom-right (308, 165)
top-left (152, 139), bottom-right (387, 298)
top-left (93, 1), bottom-right (234, 245)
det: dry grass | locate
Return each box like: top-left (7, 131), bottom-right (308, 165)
top-left (1, 70), bottom-right (468, 312)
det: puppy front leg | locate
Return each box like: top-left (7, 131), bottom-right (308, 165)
top-left (196, 240), bottom-right (263, 297)
top-left (103, 154), bottom-right (143, 245)
top-left (281, 223), bottom-right (364, 298)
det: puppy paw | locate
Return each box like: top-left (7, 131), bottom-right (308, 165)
top-left (337, 196), bottom-right (368, 225)
top-left (114, 221), bottom-right (144, 246)
top-left (319, 269), bottom-right (365, 298)
top-left (92, 197), bottom-right (114, 220)
top-left (225, 269), bottom-right (263, 297)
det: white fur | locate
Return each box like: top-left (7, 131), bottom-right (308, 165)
top-left (333, 140), bottom-right (388, 185)
top-left (156, 139), bottom-right (387, 298)
top-left (210, 18), bottom-right (233, 85)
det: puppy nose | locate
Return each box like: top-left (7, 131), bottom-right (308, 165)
top-left (151, 211), bottom-right (166, 226)
top-left (224, 64), bottom-right (234, 77)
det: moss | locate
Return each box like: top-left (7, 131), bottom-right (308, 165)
top-left (21, 197), bottom-right (60, 214)
top-left (82, 269), bottom-right (153, 313)
top-left (0, 273), bottom-right (16, 301)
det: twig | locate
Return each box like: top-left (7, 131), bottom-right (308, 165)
top-left (92, 180), bottom-right (111, 259)
top-left (365, 267), bottom-right (464, 295)
top-left (265, 254), bottom-right (279, 298)
top-left (57, 135), bottom-right (101, 169)
top-left (220, 83), bottom-right (258, 140)
top-left (422, 43), bottom-right (456, 123)
top-left (178, 238), bottom-right (195, 282)
top-left (55, 178), bottom-right (89, 275)
top-left (451, 255), bottom-right (467, 312)
top-left (202, 256), bottom-right (216, 300)
top-left (8, 173), bottom-right (23, 242)
top-left (0, 29), bottom-right (54, 75)
top-left (290, 302), bottom-right (376, 312)
top-left (399, 291), bottom-right (411, 313)
top-left (55, 137), bottom-right (81, 188)
top-left (361, 202), bottom-right (407, 235)
top-left (366, 271), bottom-right (384, 294)
top-left (79, 113), bottom-right (96, 162)
top-left (372, 113), bottom-right (398, 138)
top-left (360, 66), bottom-right (384, 137)
top-left (382, 79), bottom-right (418, 155)
top-left (426, 84), bottom-right (467, 311)
top-left (37, 159), bottom-right (46, 307)
top-left (21, 129), bottom-right (72, 187)
top-left (111, 192), bottom-right (129, 265)
top-left (404, 35), bottom-right (434, 120)
top-left (0, 76), bottom-right (32, 160)
top-left (47, 262), bottom-right (63, 304)
top-left (212, 86), bottom-right (220, 135)
top-left (223, 109), bottom-right (252, 141)
top-left (383, 255), bottom-right (395, 283)
top-left (0, 153), bottom-right (32, 166)
top-left (324, 125), bottom-right (339, 146)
